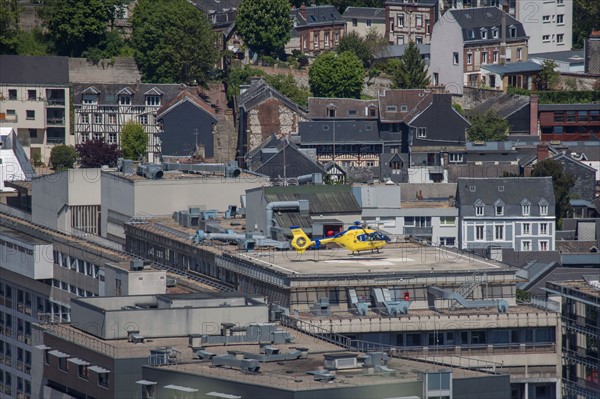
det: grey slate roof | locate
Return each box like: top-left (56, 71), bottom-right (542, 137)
top-left (457, 177), bottom-right (555, 217)
top-left (529, 50), bottom-right (585, 65)
top-left (291, 5), bottom-right (344, 28)
top-left (378, 89), bottom-right (435, 123)
top-left (481, 61), bottom-right (542, 75)
top-left (264, 185), bottom-right (361, 215)
top-left (72, 83), bottom-right (182, 105)
top-left (466, 94), bottom-right (530, 119)
top-left (448, 7), bottom-right (527, 43)
top-left (0, 55), bottom-right (69, 85)
top-left (342, 7), bottom-right (386, 20)
top-left (238, 78), bottom-right (307, 115)
top-left (298, 121), bottom-right (381, 144)
top-left (386, 0), bottom-right (437, 6)
top-left (410, 94), bottom-right (469, 148)
top-left (307, 97), bottom-right (378, 120)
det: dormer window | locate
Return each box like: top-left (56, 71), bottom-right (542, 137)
top-left (467, 30), bottom-right (475, 39)
top-left (509, 26), bottom-right (517, 38)
top-left (145, 95), bottom-right (161, 106)
top-left (494, 200), bottom-right (504, 216)
top-left (475, 205), bottom-right (484, 216)
top-left (82, 95), bottom-right (97, 105)
top-left (481, 29), bottom-right (487, 39)
top-left (521, 199), bottom-right (531, 216)
top-left (327, 106), bottom-right (336, 117)
top-left (539, 200), bottom-right (549, 216)
top-left (119, 95), bottom-right (131, 105)
top-left (492, 28), bottom-right (499, 39)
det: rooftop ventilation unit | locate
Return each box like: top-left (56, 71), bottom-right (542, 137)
top-left (128, 330), bottom-right (145, 344)
top-left (348, 288), bottom-right (369, 316)
top-left (212, 352), bottom-right (261, 373)
top-left (323, 352), bottom-right (359, 370)
top-left (311, 298), bottom-right (331, 316)
top-left (162, 160), bottom-right (242, 178)
top-left (194, 323), bottom-right (293, 346)
top-left (130, 259), bottom-right (144, 271)
top-left (306, 370), bottom-right (335, 382)
top-left (148, 347), bottom-right (179, 366)
top-left (297, 173), bottom-right (323, 185)
top-left (137, 164), bottom-right (164, 179)
top-left (427, 286), bottom-right (509, 313)
top-left (370, 287), bottom-right (411, 316)
top-left (117, 158), bottom-right (134, 174)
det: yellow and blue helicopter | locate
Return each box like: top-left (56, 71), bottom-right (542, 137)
top-left (290, 222), bottom-right (390, 255)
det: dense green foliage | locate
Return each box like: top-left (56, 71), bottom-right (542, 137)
top-left (225, 65), bottom-right (310, 107)
top-left (573, 0), bottom-right (600, 49)
top-left (289, 0), bottom-right (385, 13)
top-left (40, 0), bottom-right (122, 57)
top-left (536, 59), bottom-right (559, 91)
top-left (506, 88), bottom-right (600, 104)
top-left (236, 0), bottom-right (292, 56)
top-left (466, 111), bottom-right (509, 142)
top-left (531, 159), bottom-right (575, 227)
top-left (309, 51), bottom-right (364, 98)
top-left (131, 0), bottom-right (218, 84)
top-left (0, 0), bottom-right (20, 54)
top-left (76, 138), bottom-right (122, 168)
top-left (388, 41), bottom-right (430, 89)
top-left (15, 28), bottom-right (49, 55)
top-left (336, 30), bottom-right (387, 69)
top-left (50, 145), bottom-right (77, 171)
top-left (120, 121), bottom-right (147, 161)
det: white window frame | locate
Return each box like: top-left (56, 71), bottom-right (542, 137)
top-left (495, 225), bottom-right (503, 240)
top-left (449, 153), bottom-right (463, 163)
top-left (467, 53), bottom-right (473, 65)
top-left (397, 15), bottom-right (404, 27)
top-left (542, 35), bottom-right (551, 43)
top-left (495, 205), bottom-right (503, 216)
top-left (119, 95), bottom-right (131, 105)
top-left (542, 15), bottom-right (550, 23)
top-left (492, 28), bottom-right (499, 39)
top-left (475, 205), bottom-right (484, 216)
top-left (417, 127), bottom-right (427, 138)
top-left (481, 51), bottom-right (488, 64)
top-left (493, 50), bottom-right (498, 63)
top-left (475, 225), bottom-right (485, 241)
top-left (522, 240), bottom-right (531, 251)
top-left (522, 204), bottom-right (530, 216)
top-left (540, 204), bottom-right (548, 216)
top-left (557, 14), bottom-right (564, 25)
top-left (93, 113), bottom-right (102, 124)
top-left (440, 217), bottom-right (456, 225)
top-left (80, 113), bottom-right (89, 124)
top-left (481, 29), bottom-right (487, 39)
top-left (539, 241), bottom-right (548, 251)
top-left (145, 95), bottom-right (161, 106)
top-left (453, 52), bottom-right (459, 65)
top-left (557, 34), bottom-right (564, 44)
top-left (416, 14), bottom-right (423, 28)
top-left (517, 48), bottom-right (522, 61)
top-left (522, 223), bottom-right (530, 235)
top-left (540, 223), bottom-right (548, 235)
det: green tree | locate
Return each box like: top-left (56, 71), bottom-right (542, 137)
top-left (337, 30), bottom-right (387, 69)
top-left (16, 28), bottom-right (49, 56)
top-left (131, 0), bottom-right (218, 84)
top-left (573, 0), bottom-right (600, 49)
top-left (49, 145), bottom-right (77, 171)
top-left (389, 41), bottom-right (430, 89)
top-left (309, 51), bottom-right (364, 98)
top-left (265, 74), bottom-right (310, 107)
top-left (531, 159), bottom-right (575, 227)
top-left (0, 0), bottom-right (20, 54)
top-left (466, 111), bottom-right (509, 142)
top-left (76, 138), bottom-right (122, 168)
top-left (236, 0), bottom-right (292, 56)
top-left (40, 0), bottom-right (122, 57)
top-left (536, 59), bottom-right (559, 91)
top-left (120, 121), bottom-right (147, 160)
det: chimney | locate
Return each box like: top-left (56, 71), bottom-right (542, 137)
top-left (299, 4), bottom-right (307, 19)
top-left (537, 143), bottom-right (549, 162)
top-left (529, 94), bottom-right (539, 135)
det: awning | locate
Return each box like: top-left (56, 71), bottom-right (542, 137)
top-left (88, 365), bottom-right (110, 373)
top-left (67, 358), bottom-right (90, 366)
top-left (206, 392), bottom-right (242, 399)
top-left (48, 350), bottom-right (69, 358)
top-left (164, 385), bottom-right (198, 393)
top-left (34, 345), bottom-right (51, 350)
top-left (136, 380), bottom-right (157, 386)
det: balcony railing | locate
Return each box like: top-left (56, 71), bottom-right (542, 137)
top-left (404, 226), bottom-right (433, 236)
top-left (46, 98), bottom-right (65, 106)
top-left (46, 117), bottom-right (65, 126)
top-left (47, 137), bottom-right (66, 144)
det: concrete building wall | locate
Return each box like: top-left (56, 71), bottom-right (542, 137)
top-left (32, 169), bottom-right (102, 233)
top-left (517, 0), bottom-right (572, 54)
top-left (102, 266), bottom-right (166, 297)
top-left (429, 14), bottom-right (464, 94)
top-left (346, 20), bottom-right (385, 37)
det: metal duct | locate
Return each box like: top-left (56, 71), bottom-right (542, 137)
top-left (265, 200), bottom-right (309, 238)
top-left (162, 160), bottom-right (241, 178)
top-left (136, 164), bottom-right (163, 179)
top-left (297, 173), bottom-right (323, 185)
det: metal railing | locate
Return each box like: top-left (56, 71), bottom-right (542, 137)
top-left (43, 322), bottom-right (118, 358)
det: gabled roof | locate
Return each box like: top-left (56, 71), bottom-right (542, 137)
top-left (291, 5), bottom-right (344, 28)
top-left (156, 90), bottom-right (217, 121)
top-left (238, 78), bottom-right (307, 116)
top-left (117, 87), bottom-right (134, 95)
top-left (251, 138), bottom-right (327, 180)
top-left (457, 177), bottom-right (555, 210)
top-left (378, 89), bottom-right (435, 123)
top-left (82, 86), bottom-right (101, 95)
top-left (72, 83), bottom-right (182, 106)
top-left (144, 87), bottom-right (164, 96)
top-left (448, 7), bottom-right (527, 43)
top-left (0, 55), bottom-right (69, 85)
top-left (467, 94), bottom-right (530, 119)
top-left (342, 7), bottom-right (386, 20)
top-left (550, 152), bottom-right (597, 172)
top-left (298, 121), bottom-right (381, 144)
top-left (307, 97), bottom-right (378, 120)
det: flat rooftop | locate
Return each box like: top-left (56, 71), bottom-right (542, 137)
top-left (548, 279), bottom-right (600, 299)
top-left (237, 246), bottom-right (510, 277)
top-left (0, 224), bottom-right (50, 246)
top-left (105, 169), bottom-right (259, 182)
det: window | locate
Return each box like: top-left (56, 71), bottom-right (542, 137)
top-left (400, 105), bottom-right (408, 112)
top-left (475, 225), bottom-right (485, 240)
top-left (416, 14), bottom-right (423, 27)
top-left (542, 15), bottom-right (550, 23)
top-left (59, 357), bottom-right (68, 372)
top-left (467, 30), bottom-right (475, 39)
top-left (467, 53), bottom-right (473, 65)
top-left (8, 89), bottom-right (17, 100)
top-left (440, 237), bottom-right (455, 246)
top-left (352, 18), bottom-right (357, 27)
top-left (415, 36), bottom-right (423, 44)
top-left (542, 35), bottom-right (551, 43)
top-left (119, 95), bottom-right (131, 105)
top-left (79, 365), bottom-right (89, 380)
top-left (495, 205), bottom-right (503, 216)
top-left (27, 90), bottom-right (36, 100)
top-left (481, 29), bottom-right (487, 39)
top-left (29, 129), bottom-right (37, 138)
top-left (417, 127), bottom-right (426, 138)
top-left (324, 32), bottom-right (330, 47)
top-left (509, 26), bottom-right (517, 38)
top-left (386, 105), bottom-right (397, 112)
top-left (539, 241), bottom-right (548, 251)
top-left (396, 35), bottom-right (404, 45)
top-left (495, 225), bottom-right (504, 240)
top-left (397, 15), bottom-right (404, 27)
top-left (540, 204), bottom-right (548, 215)
top-left (93, 113), bottom-right (102, 124)
top-left (522, 223), bottom-right (530, 235)
top-left (481, 51), bottom-right (488, 64)
top-left (335, 32), bottom-right (340, 45)
top-left (517, 47), bottom-right (522, 61)
top-left (366, 19), bottom-right (372, 27)
top-left (26, 110), bottom-right (35, 120)
top-left (82, 94), bottom-right (97, 105)
top-left (493, 50), bottom-right (498, 63)
top-left (80, 113), bottom-right (89, 124)
top-left (469, 185), bottom-right (476, 192)
top-left (328, 107), bottom-right (336, 117)
top-left (557, 14), bottom-right (564, 24)
top-left (453, 52), bottom-right (459, 65)
top-left (449, 153), bottom-right (463, 162)
top-left (557, 0), bottom-right (563, 4)
top-left (98, 372), bottom-right (109, 388)
top-left (313, 32), bottom-right (319, 48)
top-left (522, 241), bottom-right (531, 251)
top-left (138, 114), bottom-right (148, 125)
top-left (145, 96), bottom-right (161, 106)
top-left (108, 114), bottom-right (117, 124)
top-left (522, 204), bottom-right (530, 216)
top-left (540, 223), bottom-right (548, 235)
top-left (557, 34), bottom-right (564, 44)
top-left (475, 205), bottom-right (484, 216)
top-left (498, 186), bottom-right (504, 192)
top-left (492, 28), bottom-right (499, 39)
top-left (440, 217), bottom-right (455, 225)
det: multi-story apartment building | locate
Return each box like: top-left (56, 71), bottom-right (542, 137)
top-left (343, 7), bottom-right (386, 37)
top-left (71, 83), bottom-right (182, 162)
top-left (0, 210), bottom-right (169, 399)
top-left (441, 0), bottom-right (573, 53)
top-left (385, 0), bottom-right (438, 44)
top-left (545, 277), bottom-right (600, 399)
top-left (456, 177), bottom-right (556, 254)
top-left (0, 55), bottom-right (72, 164)
top-left (288, 5), bottom-right (346, 56)
top-left (538, 103), bottom-right (600, 142)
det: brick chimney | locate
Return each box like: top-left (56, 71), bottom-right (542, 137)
top-left (299, 4), bottom-right (307, 19)
top-left (537, 142), bottom-right (549, 162)
top-left (529, 94), bottom-right (539, 136)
